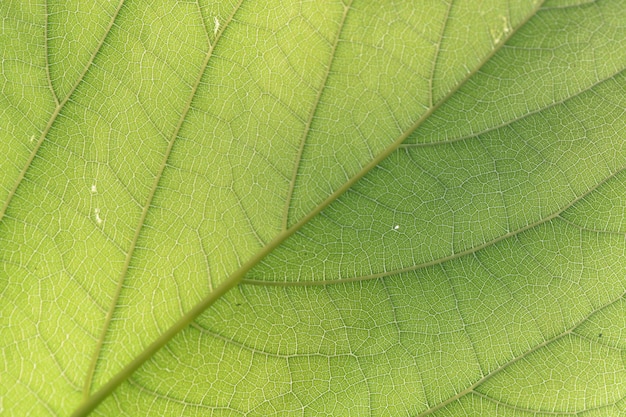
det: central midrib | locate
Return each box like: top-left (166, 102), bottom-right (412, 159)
top-left (73, 1), bottom-right (546, 415)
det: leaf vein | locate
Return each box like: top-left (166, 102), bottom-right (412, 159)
top-left (0, 0), bottom-right (126, 225)
top-left (281, 1), bottom-right (353, 230)
top-left (80, 0), bottom-right (245, 400)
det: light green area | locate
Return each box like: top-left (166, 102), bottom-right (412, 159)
top-left (1, 0), bottom-right (625, 416)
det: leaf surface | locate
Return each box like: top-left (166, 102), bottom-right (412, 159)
top-left (1, 0), bottom-right (625, 416)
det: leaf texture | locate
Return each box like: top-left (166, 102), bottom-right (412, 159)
top-left (1, 0), bottom-right (625, 416)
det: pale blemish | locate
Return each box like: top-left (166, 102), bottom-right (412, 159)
top-left (502, 16), bottom-right (510, 34)
top-left (90, 184), bottom-right (98, 194)
top-left (490, 15), bottom-right (510, 45)
top-left (94, 208), bottom-right (103, 225)
top-left (393, 225), bottom-right (400, 230)
top-left (29, 135), bottom-right (36, 143)
top-left (214, 17), bottom-right (220, 36)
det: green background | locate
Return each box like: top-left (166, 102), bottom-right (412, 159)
top-left (1, 0), bottom-right (625, 415)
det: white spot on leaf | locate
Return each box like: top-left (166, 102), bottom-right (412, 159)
top-left (490, 15), bottom-right (510, 45)
top-left (393, 225), bottom-right (400, 230)
top-left (501, 16), bottom-right (510, 36)
top-left (214, 17), bottom-right (220, 35)
top-left (94, 208), bottom-right (103, 225)
top-left (90, 184), bottom-right (97, 194)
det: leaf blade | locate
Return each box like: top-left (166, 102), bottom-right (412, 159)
top-left (2, 1), bottom-right (625, 416)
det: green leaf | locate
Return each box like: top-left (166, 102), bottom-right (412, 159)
top-left (1, 0), bottom-right (625, 416)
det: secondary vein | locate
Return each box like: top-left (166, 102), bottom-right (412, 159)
top-left (80, 0), bottom-right (244, 399)
top-left (0, 0), bottom-right (126, 225)
top-left (281, 1), bottom-right (353, 230)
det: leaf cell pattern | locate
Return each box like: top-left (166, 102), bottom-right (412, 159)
top-left (1, 0), bottom-right (625, 416)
